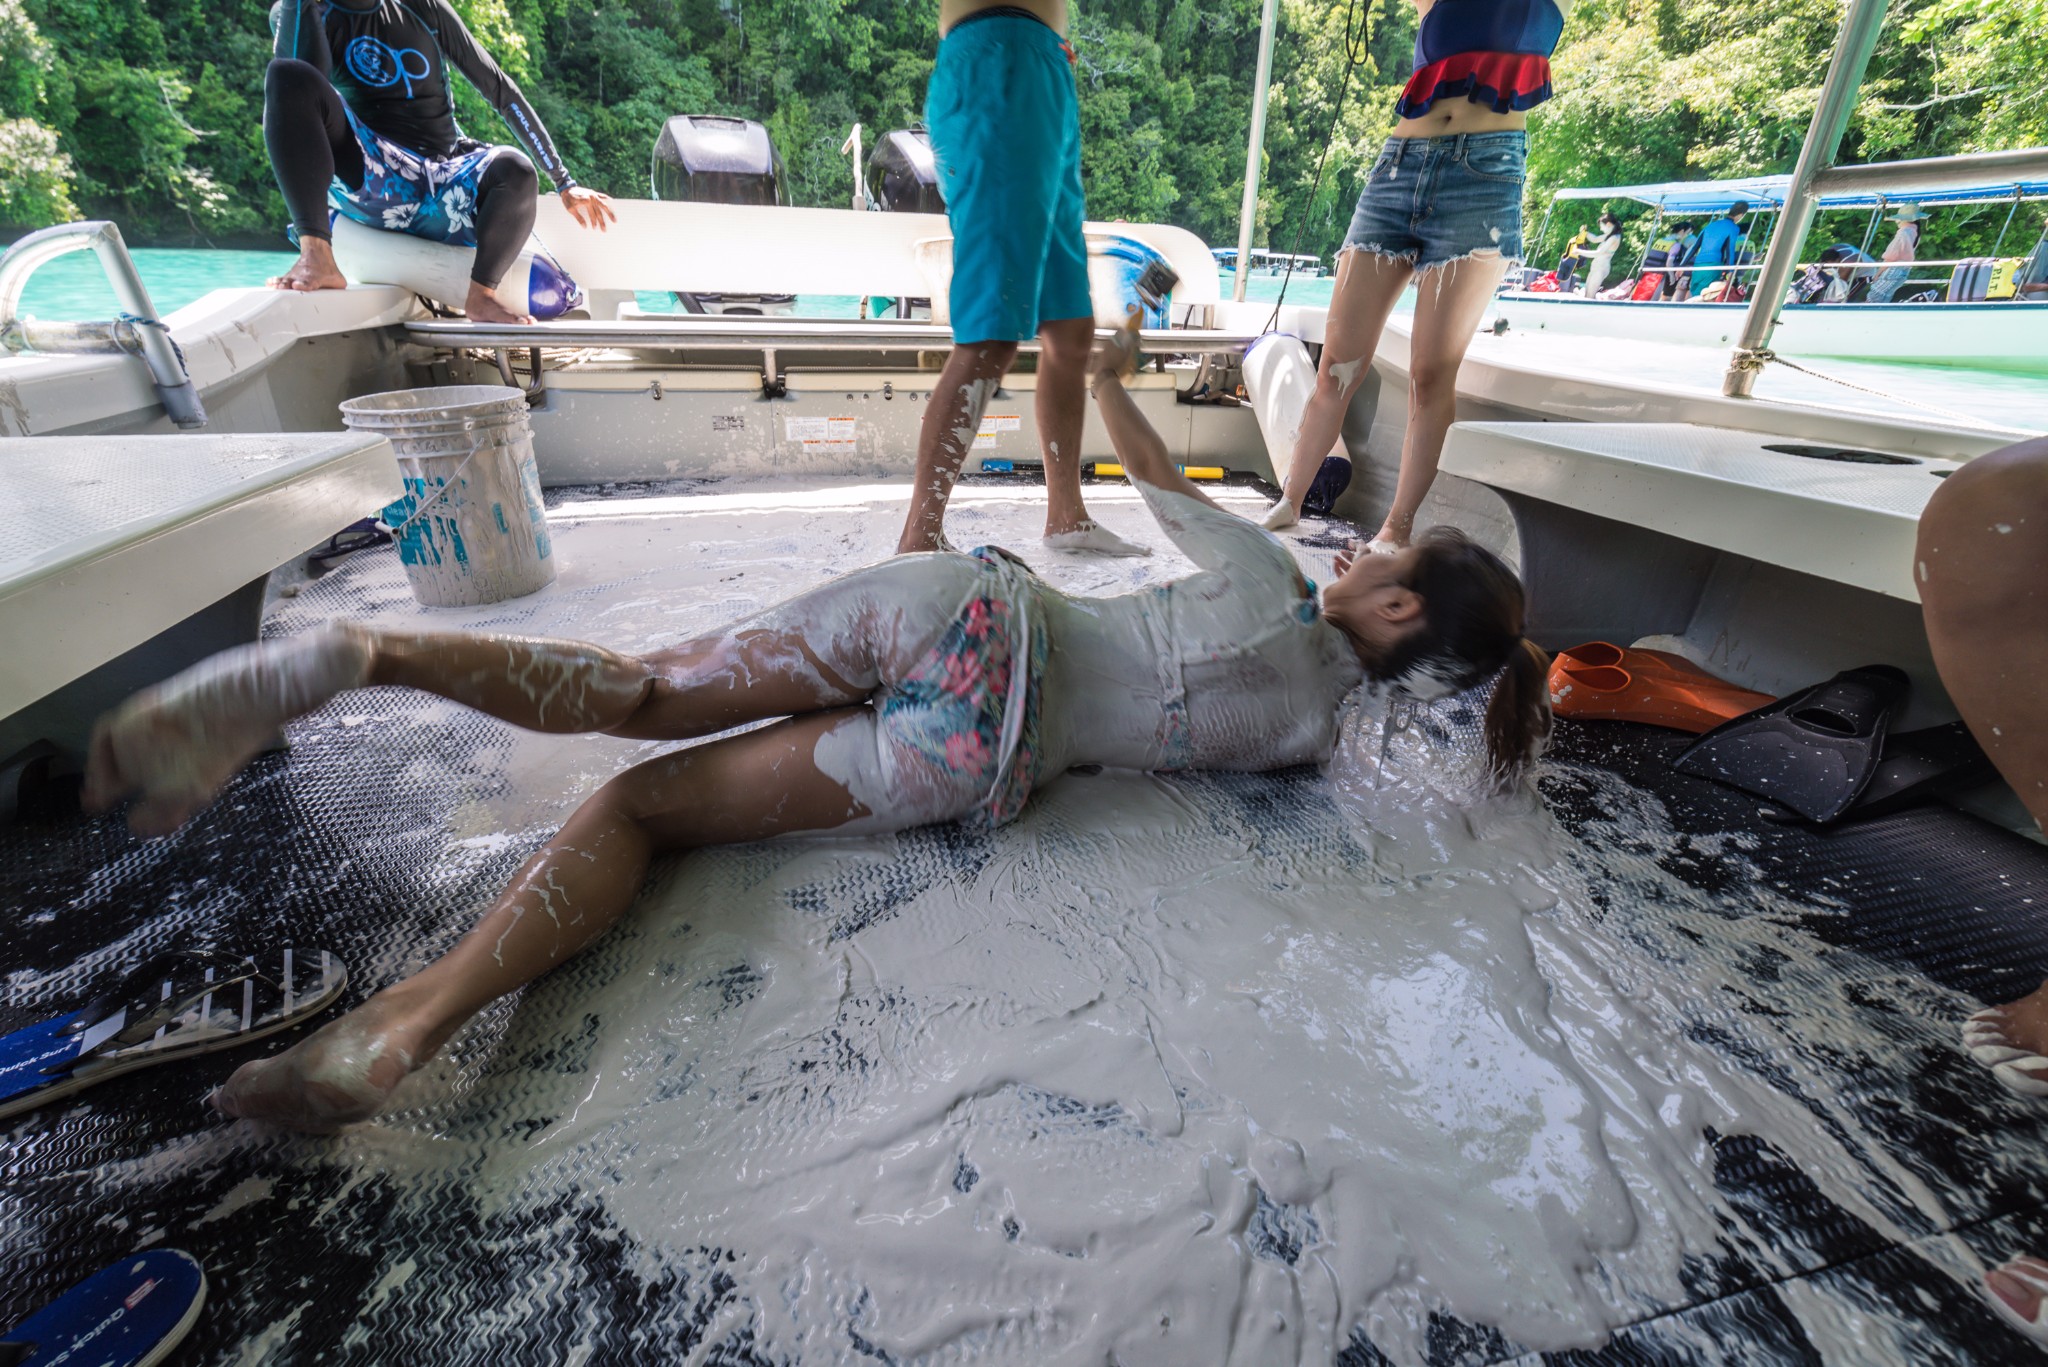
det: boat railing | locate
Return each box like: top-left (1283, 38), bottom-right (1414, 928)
top-left (0, 220), bottom-right (206, 428)
top-left (1725, 0), bottom-right (2048, 396)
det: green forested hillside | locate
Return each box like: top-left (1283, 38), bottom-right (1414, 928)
top-left (0, 0), bottom-right (2040, 262)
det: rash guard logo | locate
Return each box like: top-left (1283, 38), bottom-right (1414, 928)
top-left (345, 35), bottom-right (431, 98)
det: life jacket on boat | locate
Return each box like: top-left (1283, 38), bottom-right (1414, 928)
top-left (1397, 0), bottom-right (1565, 119)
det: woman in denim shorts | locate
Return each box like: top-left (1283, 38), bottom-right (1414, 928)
top-left (1263, 0), bottom-right (1572, 549)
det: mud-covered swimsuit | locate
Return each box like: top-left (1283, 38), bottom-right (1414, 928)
top-left (266, 0), bottom-right (575, 286)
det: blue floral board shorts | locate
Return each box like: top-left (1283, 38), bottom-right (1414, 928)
top-left (329, 107), bottom-right (512, 247)
top-left (1341, 131), bottom-right (1526, 270)
top-left (878, 547), bottom-right (1050, 829)
top-left (925, 13), bottom-right (1093, 343)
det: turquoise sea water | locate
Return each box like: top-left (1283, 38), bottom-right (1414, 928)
top-left (1, 244), bottom-right (1336, 321)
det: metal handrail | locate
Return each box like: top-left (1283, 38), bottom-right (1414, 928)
top-left (0, 221), bottom-right (206, 428)
top-left (1724, 0), bottom-right (2048, 395)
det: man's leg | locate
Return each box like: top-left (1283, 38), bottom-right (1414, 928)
top-left (462, 149), bottom-right (542, 327)
top-left (262, 57), bottom-right (362, 293)
top-left (900, 340), bottom-right (1017, 553)
top-left (1037, 315), bottom-right (1148, 555)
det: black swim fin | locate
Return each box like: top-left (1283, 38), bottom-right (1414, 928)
top-left (1303, 455), bottom-right (1352, 517)
top-left (1673, 665), bottom-right (1909, 823)
top-left (1849, 720), bottom-right (1996, 818)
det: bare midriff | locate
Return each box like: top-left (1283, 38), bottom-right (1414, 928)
top-left (1390, 102), bottom-right (1529, 140)
top-left (940, 0), bottom-right (1068, 37)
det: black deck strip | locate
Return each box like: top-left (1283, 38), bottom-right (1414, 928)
top-left (7, 574), bottom-right (2048, 1362)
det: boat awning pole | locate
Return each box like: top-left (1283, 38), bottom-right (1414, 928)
top-left (1234, 0), bottom-right (1280, 304)
top-left (1724, 0), bottom-right (1891, 397)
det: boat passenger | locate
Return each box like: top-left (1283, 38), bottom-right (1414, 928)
top-left (80, 319), bottom-right (1551, 1134)
top-left (1687, 201), bottom-right (1750, 299)
top-left (1640, 221), bottom-right (1693, 300)
top-left (1917, 434), bottom-right (2048, 1347)
top-left (1581, 212), bottom-right (1624, 296)
top-left (1866, 203), bottom-right (1925, 303)
top-left (264, 0), bottom-right (616, 326)
top-left (2013, 213), bottom-right (2048, 300)
top-left (1790, 243), bottom-right (1871, 305)
top-left (1262, 0), bottom-right (1575, 550)
top-left (897, 0), bottom-right (1146, 559)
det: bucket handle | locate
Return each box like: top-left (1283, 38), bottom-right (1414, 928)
top-left (381, 416), bottom-right (502, 542)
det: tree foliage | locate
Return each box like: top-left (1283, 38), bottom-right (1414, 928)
top-left (1, 0), bottom-right (2039, 263)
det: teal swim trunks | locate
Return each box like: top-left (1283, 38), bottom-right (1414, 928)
top-left (926, 11), bottom-right (1092, 344)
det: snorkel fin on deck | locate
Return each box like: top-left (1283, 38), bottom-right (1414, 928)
top-left (1674, 665), bottom-right (1910, 823)
top-left (1548, 642), bottom-right (1775, 734)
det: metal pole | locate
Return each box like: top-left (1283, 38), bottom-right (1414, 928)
top-left (1724, 0), bottom-right (1891, 397)
top-left (840, 123), bottom-right (865, 210)
top-left (1234, 0), bottom-right (1280, 304)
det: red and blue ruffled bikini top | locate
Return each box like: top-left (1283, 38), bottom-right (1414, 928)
top-left (1397, 0), bottom-right (1565, 120)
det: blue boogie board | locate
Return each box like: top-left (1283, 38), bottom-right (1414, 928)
top-left (2, 1249), bottom-right (205, 1367)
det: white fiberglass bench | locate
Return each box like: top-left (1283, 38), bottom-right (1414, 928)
top-left (1438, 421), bottom-right (1965, 707)
top-left (0, 431), bottom-right (401, 779)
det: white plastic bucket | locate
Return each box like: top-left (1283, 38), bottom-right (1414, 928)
top-left (340, 385), bottom-right (556, 608)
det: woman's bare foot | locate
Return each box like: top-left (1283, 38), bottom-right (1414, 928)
top-left (1963, 977), bottom-right (2048, 1095)
top-left (1987, 1256), bottom-right (2048, 1345)
top-left (464, 280), bottom-right (534, 326)
top-left (84, 626), bottom-right (372, 837)
top-left (1368, 518), bottom-right (1413, 553)
top-left (212, 991), bottom-right (435, 1132)
top-left (269, 239), bottom-right (348, 292)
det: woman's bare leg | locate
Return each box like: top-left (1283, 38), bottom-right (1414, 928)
top-left (212, 708), bottom-right (891, 1131)
top-left (1369, 253), bottom-right (1508, 549)
top-left (85, 562), bottom-right (953, 835)
top-left (1266, 249), bottom-right (1414, 528)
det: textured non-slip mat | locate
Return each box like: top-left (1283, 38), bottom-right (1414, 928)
top-left (4, 481), bottom-right (2046, 1365)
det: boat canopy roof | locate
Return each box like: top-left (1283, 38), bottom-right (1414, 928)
top-left (1550, 173), bottom-right (2048, 213)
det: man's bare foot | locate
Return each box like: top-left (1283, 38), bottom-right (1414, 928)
top-left (464, 280), bottom-right (534, 326)
top-left (1044, 520), bottom-right (1150, 556)
top-left (84, 626), bottom-right (372, 837)
top-left (269, 239), bottom-right (348, 293)
top-left (213, 991), bottom-right (435, 1132)
top-left (1987, 1256), bottom-right (2048, 1345)
top-left (1963, 977), bottom-right (2048, 1095)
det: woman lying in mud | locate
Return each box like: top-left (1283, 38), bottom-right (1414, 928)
top-left (83, 317), bottom-right (1551, 1132)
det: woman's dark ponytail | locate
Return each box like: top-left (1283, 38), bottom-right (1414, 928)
top-left (1483, 637), bottom-right (1552, 787)
top-left (1370, 529), bottom-right (1553, 789)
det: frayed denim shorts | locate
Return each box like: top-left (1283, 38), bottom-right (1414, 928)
top-left (1340, 131), bottom-right (1526, 271)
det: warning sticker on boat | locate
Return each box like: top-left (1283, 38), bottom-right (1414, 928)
top-left (712, 415), bottom-right (745, 432)
top-left (972, 414), bottom-right (1022, 450)
top-left (785, 417), bottom-right (858, 450)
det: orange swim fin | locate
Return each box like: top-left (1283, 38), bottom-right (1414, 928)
top-left (1547, 642), bottom-right (1776, 734)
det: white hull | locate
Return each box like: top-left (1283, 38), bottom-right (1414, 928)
top-left (1492, 292), bottom-right (2048, 373)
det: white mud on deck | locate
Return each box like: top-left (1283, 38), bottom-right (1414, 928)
top-left (42, 481), bottom-right (2036, 1363)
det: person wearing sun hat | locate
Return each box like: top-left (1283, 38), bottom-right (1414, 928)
top-left (1867, 203), bottom-right (1927, 303)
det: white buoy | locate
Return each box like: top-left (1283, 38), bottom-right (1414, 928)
top-left (329, 215), bottom-right (583, 319)
top-left (1241, 332), bottom-right (1327, 489)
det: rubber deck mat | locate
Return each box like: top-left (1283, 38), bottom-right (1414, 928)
top-left (4, 487), bottom-right (2048, 1365)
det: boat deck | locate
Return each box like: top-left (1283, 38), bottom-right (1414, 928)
top-left (2, 478), bottom-right (2045, 1365)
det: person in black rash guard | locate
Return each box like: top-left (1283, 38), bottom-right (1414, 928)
top-left (266, 0), bottom-right (614, 324)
